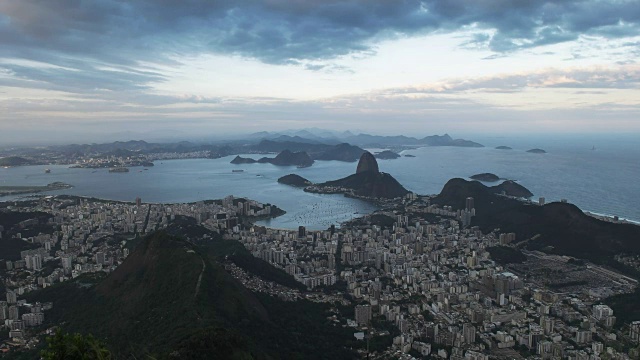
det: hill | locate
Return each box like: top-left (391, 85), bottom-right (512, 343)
top-left (315, 152), bottom-right (409, 199)
top-left (277, 174), bottom-right (312, 187)
top-left (230, 155), bottom-right (257, 164)
top-left (432, 178), bottom-right (640, 265)
top-left (320, 171), bottom-right (409, 199)
top-left (0, 156), bottom-right (33, 166)
top-left (26, 230), bottom-right (357, 358)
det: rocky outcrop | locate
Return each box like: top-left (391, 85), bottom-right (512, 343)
top-left (315, 151), bottom-right (409, 199)
top-left (230, 156), bottom-right (257, 164)
top-left (374, 150), bottom-right (401, 160)
top-left (356, 151), bottom-right (379, 174)
top-left (277, 174), bottom-right (313, 187)
top-left (319, 171), bottom-right (409, 199)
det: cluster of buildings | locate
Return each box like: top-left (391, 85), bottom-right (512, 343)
top-left (2, 191), bottom-right (639, 358)
top-left (229, 195), bottom-right (639, 359)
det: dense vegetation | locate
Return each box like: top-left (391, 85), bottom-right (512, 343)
top-left (486, 246), bottom-right (527, 264)
top-left (605, 288), bottom-right (640, 329)
top-left (40, 332), bottom-right (112, 360)
top-left (434, 178), bottom-right (640, 274)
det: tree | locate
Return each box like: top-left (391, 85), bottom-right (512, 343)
top-left (41, 332), bottom-right (112, 360)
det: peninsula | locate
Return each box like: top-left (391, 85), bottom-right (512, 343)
top-left (305, 152), bottom-right (409, 199)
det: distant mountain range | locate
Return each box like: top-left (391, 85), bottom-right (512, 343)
top-left (250, 129), bottom-right (484, 148)
top-left (0, 129), bottom-right (485, 167)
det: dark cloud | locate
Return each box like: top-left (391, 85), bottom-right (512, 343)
top-left (1, 0), bottom-right (639, 67)
top-left (0, 0), bottom-right (638, 98)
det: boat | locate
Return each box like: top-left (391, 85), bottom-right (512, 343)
top-left (232, 169), bottom-right (244, 173)
top-left (109, 167), bottom-right (129, 173)
top-left (44, 168), bottom-right (51, 173)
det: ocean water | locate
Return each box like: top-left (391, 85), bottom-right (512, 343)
top-left (1, 134), bottom-right (639, 229)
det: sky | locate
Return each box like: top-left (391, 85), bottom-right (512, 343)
top-left (0, 0), bottom-right (639, 145)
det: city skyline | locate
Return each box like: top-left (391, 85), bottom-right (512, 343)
top-left (1, 1), bottom-right (639, 144)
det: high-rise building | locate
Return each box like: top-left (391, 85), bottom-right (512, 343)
top-left (135, 197), bottom-right (142, 206)
top-left (462, 323), bottom-right (476, 344)
top-left (61, 256), bottom-right (73, 270)
top-left (0, 302), bottom-right (7, 320)
top-left (630, 321), bottom-right (640, 343)
top-left (8, 305), bottom-right (19, 321)
top-left (6, 290), bottom-right (17, 304)
top-left (355, 304), bottom-right (372, 325)
top-left (539, 197), bottom-right (545, 206)
top-left (465, 197), bottom-right (474, 211)
top-left (95, 252), bottom-right (105, 265)
top-left (298, 226), bottom-right (306, 238)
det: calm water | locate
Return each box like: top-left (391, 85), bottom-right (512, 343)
top-left (1, 134), bottom-right (639, 228)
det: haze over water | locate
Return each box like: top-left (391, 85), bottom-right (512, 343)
top-left (1, 134), bottom-right (638, 229)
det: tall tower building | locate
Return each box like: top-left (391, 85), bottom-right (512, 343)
top-left (465, 197), bottom-right (474, 211)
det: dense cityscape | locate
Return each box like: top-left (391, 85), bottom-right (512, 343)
top-left (2, 177), bottom-right (640, 358)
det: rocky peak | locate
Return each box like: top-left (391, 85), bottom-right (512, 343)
top-left (356, 151), bottom-right (379, 174)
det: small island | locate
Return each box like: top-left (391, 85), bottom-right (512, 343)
top-left (495, 146), bottom-right (512, 150)
top-left (374, 150), bottom-right (401, 160)
top-left (277, 174), bottom-right (312, 187)
top-left (230, 156), bottom-right (257, 164)
top-left (404, 154), bottom-right (416, 158)
top-left (109, 167), bottom-right (129, 173)
top-left (0, 182), bottom-right (73, 196)
top-left (231, 150), bottom-right (314, 167)
top-left (470, 173), bottom-right (500, 182)
top-left (527, 148), bottom-right (547, 154)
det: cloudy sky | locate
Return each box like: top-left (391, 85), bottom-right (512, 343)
top-left (1, 0), bottom-right (639, 144)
